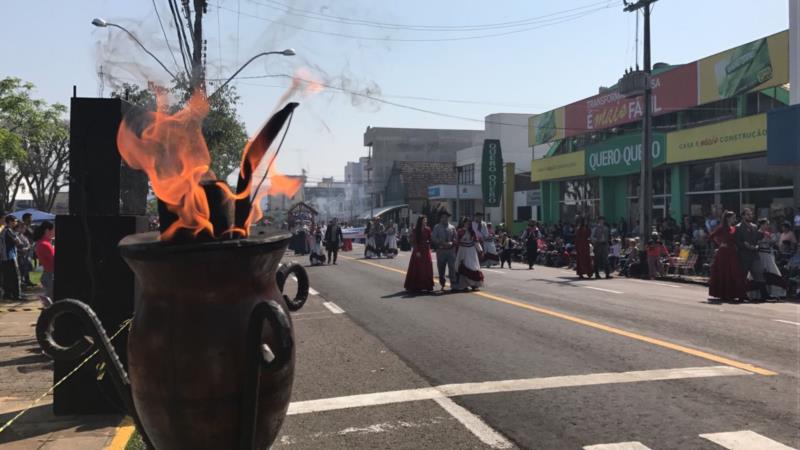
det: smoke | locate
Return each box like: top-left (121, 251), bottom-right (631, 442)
top-left (93, 15), bottom-right (182, 96)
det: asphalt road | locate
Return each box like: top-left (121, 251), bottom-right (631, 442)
top-left (279, 245), bottom-right (799, 450)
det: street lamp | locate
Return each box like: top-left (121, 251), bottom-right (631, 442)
top-left (92, 18), bottom-right (178, 83)
top-left (209, 49), bottom-right (296, 98)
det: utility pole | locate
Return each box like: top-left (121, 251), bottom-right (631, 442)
top-left (623, 0), bottom-right (658, 246)
top-left (183, 0), bottom-right (207, 90)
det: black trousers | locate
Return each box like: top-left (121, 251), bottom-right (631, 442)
top-left (326, 244), bottom-right (339, 263)
top-left (2, 260), bottom-right (21, 300)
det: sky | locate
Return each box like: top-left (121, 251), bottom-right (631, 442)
top-left (0, 0), bottom-right (789, 184)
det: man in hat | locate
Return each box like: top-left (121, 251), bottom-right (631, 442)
top-left (591, 216), bottom-right (612, 279)
top-left (431, 209), bottom-right (456, 290)
top-left (324, 218), bottom-right (344, 264)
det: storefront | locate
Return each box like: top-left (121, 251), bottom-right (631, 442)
top-left (531, 30), bottom-right (794, 226)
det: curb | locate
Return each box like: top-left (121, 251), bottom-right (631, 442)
top-left (105, 416), bottom-right (135, 450)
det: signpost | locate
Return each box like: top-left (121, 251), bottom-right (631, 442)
top-left (481, 139), bottom-right (504, 208)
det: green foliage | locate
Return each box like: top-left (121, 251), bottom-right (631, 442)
top-left (111, 76), bottom-right (248, 181)
top-left (0, 77), bottom-right (68, 211)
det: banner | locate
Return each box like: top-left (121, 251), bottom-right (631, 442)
top-left (667, 114), bottom-right (767, 164)
top-left (565, 63), bottom-right (697, 138)
top-left (585, 133), bottom-right (666, 177)
top-left (481, 139), bottom-right (504, 207)
top-left (529, 108), bottom-right (565, 146)
top-left (698, 31), bottom-right (788, 104)
top-left (531, 150), bottom-right (585, 182)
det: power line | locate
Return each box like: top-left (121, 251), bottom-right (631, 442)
top-left (212, 3), bottom-right (617, 43)
top-left (168, 0), bottom-right (192, 74)
top-left (245, 0), bottom-right (617, 32)
top-left (152, 0), bottom-right (182, 73)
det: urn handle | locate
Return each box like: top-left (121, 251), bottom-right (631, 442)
top-left (276, 262), bottom-right (309, 312)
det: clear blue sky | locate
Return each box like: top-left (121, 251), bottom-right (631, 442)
top-left (0, 0), bottom-right (789, 182)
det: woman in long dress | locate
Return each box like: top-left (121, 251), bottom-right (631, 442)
top-left (708, 211), bottom-right (747, 301)
top-left (404, 216), bottom-right (434, 292)
top-left (365, 221), bottom-right (377, 259)
top-left (574, 217), bottom-right (593, 278)
top-left (454, 217), bottom-right (485, 291)
top-left (482, 224), bottom-right (500, 267)
top-left (384, 221), bottom-right (399, 257)
top-left (309, 225), bottom-right (326, 266)
top-left (757, 219), bottom-right (787, 299)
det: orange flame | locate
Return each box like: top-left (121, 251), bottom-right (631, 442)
top-left (118, 90), bottom-right (302, 240)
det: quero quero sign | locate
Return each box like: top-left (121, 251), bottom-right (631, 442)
top-left (585, 133), bottom-right (666, 177)
top-left (481, 139), bottom-right (503, 207)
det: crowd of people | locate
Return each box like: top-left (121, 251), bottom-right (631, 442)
top-left (0, 212), bottom-right (55, 302)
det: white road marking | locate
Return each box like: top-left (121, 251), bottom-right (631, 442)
top-left (287, 366), bottom-right (748, 415)
top-left (773, 319), bottom-right (800, 326)
top-left (309, 287), bottom-right (319, 296)
top-left (699, 430), bottom-right (796, 449)
top-left (583, 286), bottom-right (624, 294)
top-left (483, 268), bottom-right (505, 274)
top-left (626, 278), bottom-right (682, 288)
top-left (584, 442), bottom-right (653, 450)
top-left (433, 397), bottom-right (513, 449)
top-left (322, 301), bottom-right (345, 314)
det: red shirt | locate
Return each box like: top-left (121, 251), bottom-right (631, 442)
top-left (646, 243), bottom-right (670, 257)
top-left (35, 239), bottom-right (55, 273)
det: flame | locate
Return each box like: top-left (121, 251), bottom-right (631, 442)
top-left (118, 91), bottom-right (219, 240)
top-left (118, 90), bottom-right (301, 241)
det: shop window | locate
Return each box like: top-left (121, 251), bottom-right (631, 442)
top-left (742, 189), bottom-right (794, 221)
top-left (560, 178), bottom-right (600, 222)
top-left (719, 160), bottom-right (740, 190)
top-left (517, 206), bottom-right (532, 221)
top-left (720, 192), bottom-right (741, 214)
top-left (689, 162), bottom-right (715, 192)
top-left (688, 193), bottom-right (715, 219)
top-left (741, 156), bottom-right (794, 189)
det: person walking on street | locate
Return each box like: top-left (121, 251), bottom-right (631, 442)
top-left (575, 217), bottom-right (593, 278)
top-left (521, 220), bottom-right (540, 270)
top-left (384, 221), bottom-right (399, 257)
top-left (1, 215), bottom-right (24, 300)
top-left (735, 208), bottom-right (768, 302)
top-left (454, 217), bottom-right (484, 291)
top-left (404, 216), bottom-right (434, 292)
top-left (19, 213), bottom-right (34, 287)
top-left (708, 211), bottom-right (747, 302)
top-left (498, 232), bottom-right (515, 269)
top-left (591, 216), bottom-right (612, 279)
top-left (431, 210), bottom-right (456, 290)
top-left (324, 218), bottom-right (344, 264)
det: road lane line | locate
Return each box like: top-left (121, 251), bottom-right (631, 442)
top-left (699, 430), bottom-right (796, 449)
top-left (584, 442), bottom-right (653, 450)
top-left (433, 397), bottom-right (513, 449)
top-left (347, 258), bottom-right (777, 376)
top-left (323, 302), bottom-right (345, 314)
top-left (583, 286), bottom-right (623, 294)
top-left (773, 319), bottom-right (800, 326)
top-left (483, 268), bottom-right (505, 274)
top-left (286, 366), bottom-right (748, 416)
top-left (309, 287), bottom-right (319, 296)
top-left (626, 279), bottom-right (682, 288)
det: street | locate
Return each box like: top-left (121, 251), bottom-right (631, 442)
top-left (277, 244), bottom-right (799, 449)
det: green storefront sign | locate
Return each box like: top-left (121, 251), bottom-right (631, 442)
top-left (481, 139), bottom-right (503, 207)
top-left (585, 133), bottom-right (666, 177)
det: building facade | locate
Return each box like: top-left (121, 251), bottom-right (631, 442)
top-left (532, 30), bottom-right (795, 228)
top-left (363, 126), bottom-right (484, 207)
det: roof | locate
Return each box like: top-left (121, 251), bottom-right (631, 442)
top-left (288, 202), bottom-right (318, 215)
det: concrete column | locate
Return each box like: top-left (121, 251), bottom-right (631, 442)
top-left (791, 0), bottom-right (800, 205)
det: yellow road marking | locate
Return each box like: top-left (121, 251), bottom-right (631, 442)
top-left (342, 257), bottom-right (777, 376)
top-left (105, 416), bottom-right (136, 450)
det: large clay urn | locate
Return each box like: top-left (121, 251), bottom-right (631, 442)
top-left (119, 230), bottom-right (295, 450)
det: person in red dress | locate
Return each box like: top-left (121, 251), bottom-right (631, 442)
top-left (404, 215), bottom-right (434, 292)
top-left (574, 217), bottom-right (593, 278)
top-left (709, 210), bottom-right (747, 302)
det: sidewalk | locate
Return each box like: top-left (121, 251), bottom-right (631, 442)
top-left (0, 296), bottom-right (124, 450)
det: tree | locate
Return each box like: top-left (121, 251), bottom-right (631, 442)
top-left (112, 78), bottom-right (248, 181)
top-left (17, 119), bottom-right (69, 211)
top-left (0, 77), bottom-right (67, 211)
